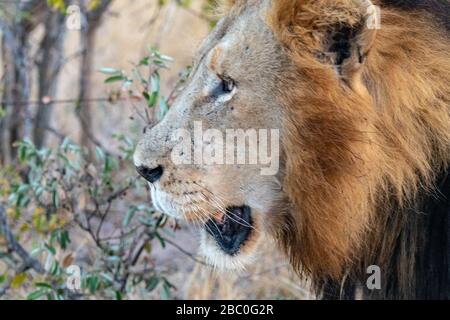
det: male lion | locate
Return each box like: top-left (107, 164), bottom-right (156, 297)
top-left (134, 0), bottom-right (450, 299)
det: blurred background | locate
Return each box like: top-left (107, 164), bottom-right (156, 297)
top-left (0, 0), bottom-right (310, 300)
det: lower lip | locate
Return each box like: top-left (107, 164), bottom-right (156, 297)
top-left (205, 205), bottom-right (252, 256)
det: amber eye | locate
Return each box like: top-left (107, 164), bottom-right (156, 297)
top-left (221, 76), bottom-right (235, 93)
top-left (211, 75), bottom-right (236, 99)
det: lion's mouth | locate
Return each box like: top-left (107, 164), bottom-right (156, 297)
top-left (205, 205), bottom-right (252, 255)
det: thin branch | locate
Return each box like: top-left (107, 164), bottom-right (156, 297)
top-left (0, 263), bottom-right (29, 297)
top-left (164, 237), bottom-right (207, 266)
top-left (0, 205), bottom-right (45, 274)
top-left (37, 124), bottom-right (67, 142)
top-left (95, 201), bottom-right (112, 241)
top-left (103, 177), bottom-right (138, 205)
top-left (0, 204), bottom-right (45, 297)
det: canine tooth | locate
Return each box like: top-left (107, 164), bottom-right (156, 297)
top-left (212, 211), bottom-right (224, 223)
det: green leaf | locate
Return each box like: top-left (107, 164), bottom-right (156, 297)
top-left (35, 282), bottom-right (53, 289)
top-left (104, 75), bottom-right (126, 84)
top-left (159, 97), bottom-right (169, 120)
top-left (49, 261), bottom-right (60, 276)
top-left (123, 207), bottom-right (137, 227)
top-left (139, 57), bottom-right (150, 66)
top-left (61, 137), bottom-right (71, 152)
top-left (18, 144), bottom-right (27, 163)
top-left (27, 289), bottom-right (46, 300)
top-left (161, 282), bottom-right (171, 300)
top-left (122, 80), bottom-right (133, 89)
top-left (45, 243), bottom-right (56, 255)
top-left (150, 74), bottom-right (160, 93)
top-left (142, 91), bottom-right (150, 101)
top-left (99, 67), bottom-right (121, 74)
top-left (57, 154), bottom-right (71, 169)
top-left (100, 273), bottom-right (114, 283)
top-left (146, 277), bottom-right (159, 292)
top-left (155, 232), bottom-right (166, 248)
top-left (52, 191), bottom-right (58, 208)
top-left (145, 73), bottom-right (160, 108)
top-left (158, 54), bottom-right (174, 62)
top-left (59, 230), bottom-right (71, 250)
top-left (147, 92), bottom-right (158, 108)
top-left (106, 255), bottom-right (120, 263)
top-left (87, 276), bottom-right (99, 294)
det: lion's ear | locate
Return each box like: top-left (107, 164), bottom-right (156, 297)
top-left (270, 0), bottom-right (379, 86)
top-left (320, 1), bottom-right (379, 84)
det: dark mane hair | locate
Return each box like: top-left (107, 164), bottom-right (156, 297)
top-left (322, 169), bottom-right (450, 299)
top-left (381, 0), bottom-right (450, 29)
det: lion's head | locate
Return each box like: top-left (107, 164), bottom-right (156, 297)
top-left (134, 0), bottom-right (450, 282)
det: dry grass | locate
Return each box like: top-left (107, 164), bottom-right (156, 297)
top-left (181, 241), bottom-right (313, 300)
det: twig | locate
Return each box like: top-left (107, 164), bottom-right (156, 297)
top-left (0, 205), bottom-right (45, 274)
top-left (0, 204), bottom-right (45, 297)
top-left (164, 237), bottom-right (207, 266)
top-left (0, 263), bottom-right (29, 297)
top-left (37, 125), bottom-right (67, 142)
top-left (96, 201), bottom-right (112, 241)
top-left (103, 177), bottom-right (138, 205)
top-left (99, 225), bottom-right (141, 242)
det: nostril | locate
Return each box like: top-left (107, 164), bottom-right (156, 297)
top-left (136, 165), bottom-right (164, 183)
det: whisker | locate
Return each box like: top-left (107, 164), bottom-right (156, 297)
top-left (186, 199), bottom-right (222, 238)
top-left (184, 183), bottom-right (257, 237)
top-left (198, 192), bottom-right (254, 229)
top-left (196, 187), bottom-right (255, 230)
top-left (196, 205), bottom-right (223, 239)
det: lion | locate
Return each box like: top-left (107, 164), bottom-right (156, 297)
top-left (134, 0), bottom-right (450, 299)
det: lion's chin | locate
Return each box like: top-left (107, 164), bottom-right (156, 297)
top-left (198, 205), bottom-right (261, 271)
top-left (199, 230), bottom-right (260, 271)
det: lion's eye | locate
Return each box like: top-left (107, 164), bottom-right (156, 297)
top-left (221, 76), bottom-right (235, 94)
top-left (209, 75), bottom-right (236, 100)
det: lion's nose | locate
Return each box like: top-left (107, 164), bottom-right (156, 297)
top-left (136, 165), bottom-right (164, 183)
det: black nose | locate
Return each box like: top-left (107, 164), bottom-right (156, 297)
top-left (136, 165), bottom-right (164, 183)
